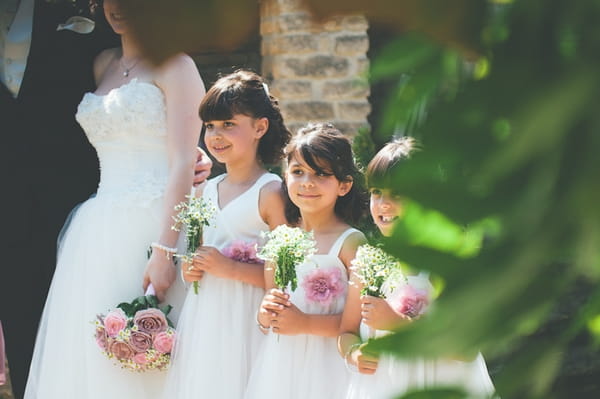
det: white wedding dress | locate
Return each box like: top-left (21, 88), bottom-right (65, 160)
top-left (24, 79), bottom-right (185, 398)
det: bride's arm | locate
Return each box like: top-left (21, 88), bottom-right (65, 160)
top-left (142, 54), bottom-right (205, 301)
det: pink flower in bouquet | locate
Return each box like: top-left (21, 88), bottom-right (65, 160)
top-left (302, 267), bottom-right (345, 307)
top-left (95, 327), bottom-right (108, 350)
top-left (129, 330), bottom-right (153, 352)
top-left (133, 308), bottom-right (168, 334)
top-left (103, 309), bottom-right (128, 337)
top-left (222, 240), bottom-right (262, 263)
top-left (108, 340), bottom-right (135, 360)
top-left (388, 284), bottom-right (430, 319)
top-left (132, 352), bottom-right (150, 365)
top-left (153, 331), bottom-right (175, 354)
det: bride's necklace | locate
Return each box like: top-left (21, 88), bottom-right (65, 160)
top-left (120, 56), bottom-right (141, 77)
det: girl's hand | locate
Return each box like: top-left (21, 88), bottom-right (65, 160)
top-left (360, 295), bottom-right (409, 331)
top-left (190, 246), bottom-right (235, 279)
top-left (258, 288), bottom-right (291, 327)
top-left (143, 252), bottom-right (176, 301)
top-left (182, 259), bottom-right (204, 283)
top-left (351, 343), bottom-right (380, 375)
top-left (269, 297), bottom-right (307, 335)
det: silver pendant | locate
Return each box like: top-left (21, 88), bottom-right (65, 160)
top-left (123, 70), bottom-right (129, 77)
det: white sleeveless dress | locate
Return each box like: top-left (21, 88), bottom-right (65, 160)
top-left (24, 79), bottom-right (186, 398)
top-left (244, 228), bottom-right (360, 399)
top-left (162, 173), bottom-right (281, 399)
top-left (346, 273), bottom-right (496, 399)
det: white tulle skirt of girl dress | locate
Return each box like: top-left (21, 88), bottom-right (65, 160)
top-left (346, 324), bottom-right (496, 399)
top-left (162, 274), bottom-right (265, 399)
top-left (24, 195), bottom-right (186, 399)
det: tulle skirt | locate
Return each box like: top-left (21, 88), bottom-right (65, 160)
top-left (346, 353), bottom-right (496, 399)
top-left (244, 332), bottom-right (349, 399)
top-left (162, 274), bottom-right (264, 399)
top-left (24, 194), bottom-right (185, 399)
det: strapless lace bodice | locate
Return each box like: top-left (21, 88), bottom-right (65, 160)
top-left (75, 79), bottom-right (169, 205)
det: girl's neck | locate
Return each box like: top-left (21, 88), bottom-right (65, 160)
top-left (224, 161), bottom-right (265, 186)
top-left (299, 209), bottom-right (345, 234)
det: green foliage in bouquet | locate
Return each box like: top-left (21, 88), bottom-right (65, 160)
top-left (117, 294), bottom-right (174, 328)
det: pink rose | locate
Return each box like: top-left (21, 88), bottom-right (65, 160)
top-left (153, 331), bottom-right (175, 354)
top-left (302, 267), bottom-right (346, 307)
top-left (103, 309), bottom-right (128, 338)
top-left (107, 340), bottom-right (135, 360)
top-left (129, 330), bottom-right (153, 352)
top-left (133, 308), bottom-right (168, 334)
top-left (132, 352), bottom-right (150, 365)
top-left (95, 327), bottom-right (108, 350)
top-left (388, 284), bottom-right (430, 319)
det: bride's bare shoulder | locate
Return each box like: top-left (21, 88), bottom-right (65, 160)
top-left (93, 48), bottom-right (120, 84)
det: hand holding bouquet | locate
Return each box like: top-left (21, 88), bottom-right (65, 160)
top-left (172, 195), bottom-right (217, 294)
top-left (258, 225), bottom-right (316, 292)
top-left (94, 285), bottom-right (176, 372)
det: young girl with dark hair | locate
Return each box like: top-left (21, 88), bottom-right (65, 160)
top-left (244, 123), bottom-right (367, 399)
top-left (162, 69), bottom-right (290, 399)
top-left (339, 137), bottom-right (496, 399)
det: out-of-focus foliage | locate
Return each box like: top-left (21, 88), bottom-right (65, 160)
top-left (346, 0), bottom-right (600, 398)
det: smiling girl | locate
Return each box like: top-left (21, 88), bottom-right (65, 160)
top-left (244, 123), bottom-right (367, 399)
top-left (162, 70), bottom-right (291, 399)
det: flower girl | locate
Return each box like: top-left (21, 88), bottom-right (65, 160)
top-left (338, 137), bottom-right (496, 398)
top-left (244, 123), bottom-right (367, 399)
top-left (162, 70), bottom-right (291, 398)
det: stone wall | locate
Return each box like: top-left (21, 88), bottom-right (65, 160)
top-left (260, 0), bottom-right (371, 136)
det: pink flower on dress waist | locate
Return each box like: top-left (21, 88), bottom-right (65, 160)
top-left (129, 330), bottom-right (153, 352)
top-left (103, 309), bottom-right (128, 338)
top-left (388, 284), bottom-right (430, 319)
top-left (222, 240), bottom-right (262, 264)
top-left (107, 340), bottom-right (135, 360)
top-left (301, 267), bottom-right (346, 307)
top-left (133, 308), bottom-right (168, 334)
top-left (153, 331), bottom-right (175, 354)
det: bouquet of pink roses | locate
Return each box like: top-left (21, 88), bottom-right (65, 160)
top-left (94, 285), bottom-right (176, 372)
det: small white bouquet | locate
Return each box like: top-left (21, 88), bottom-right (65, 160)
top-left (172, 195), bottom-right (217, 294)
top-left (258, 225), bottom-right (317, 291)
top-left (351, 244), bottom-right (405, 298)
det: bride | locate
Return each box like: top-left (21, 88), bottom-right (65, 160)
top-left (24, 0), bottom-right (205, 397)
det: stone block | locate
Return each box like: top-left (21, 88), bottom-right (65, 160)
top-left (322, 79), bottom-right (370, 100)
top-left (282, 101), bottom-right (335, 121)
top-left (278, 12), bottom-right (314, 32)
top-left (335, 35), bottom-right (370, 56)
top-left (337, 101), bottom-right (372, 121)
top-left (284, 55), bottom-right (350, 78)
top-left (271, 80), bottom-right (313, 99)
top-left (263, 34), bottom-right (319, 55)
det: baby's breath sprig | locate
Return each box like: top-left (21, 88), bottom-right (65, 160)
top-left (351, 244), bottom-right (405, 298)
top-left (258, 225), bottom-right (316, 291)
top-left (172, 195), bottom-right (217, 294)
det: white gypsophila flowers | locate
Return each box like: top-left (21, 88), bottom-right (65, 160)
top-left (351, 244), bottom-right (405, 298)
top-left (258, 225), bottom-right (317, 291)
top-left (171, 195), bottom-right (217, 233)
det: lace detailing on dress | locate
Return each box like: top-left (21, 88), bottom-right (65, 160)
top-left (76, 79), bottom-right (166, 142)
top-left (75, 79), bottom-right (169, 207)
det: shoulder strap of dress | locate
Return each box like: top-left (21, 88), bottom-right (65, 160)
top-left (203, 174), bottom-right (226, 200)
top-left (329, 228), bottom-right (361, 256)
top-left (253, 172), bottom-right (281, 191)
